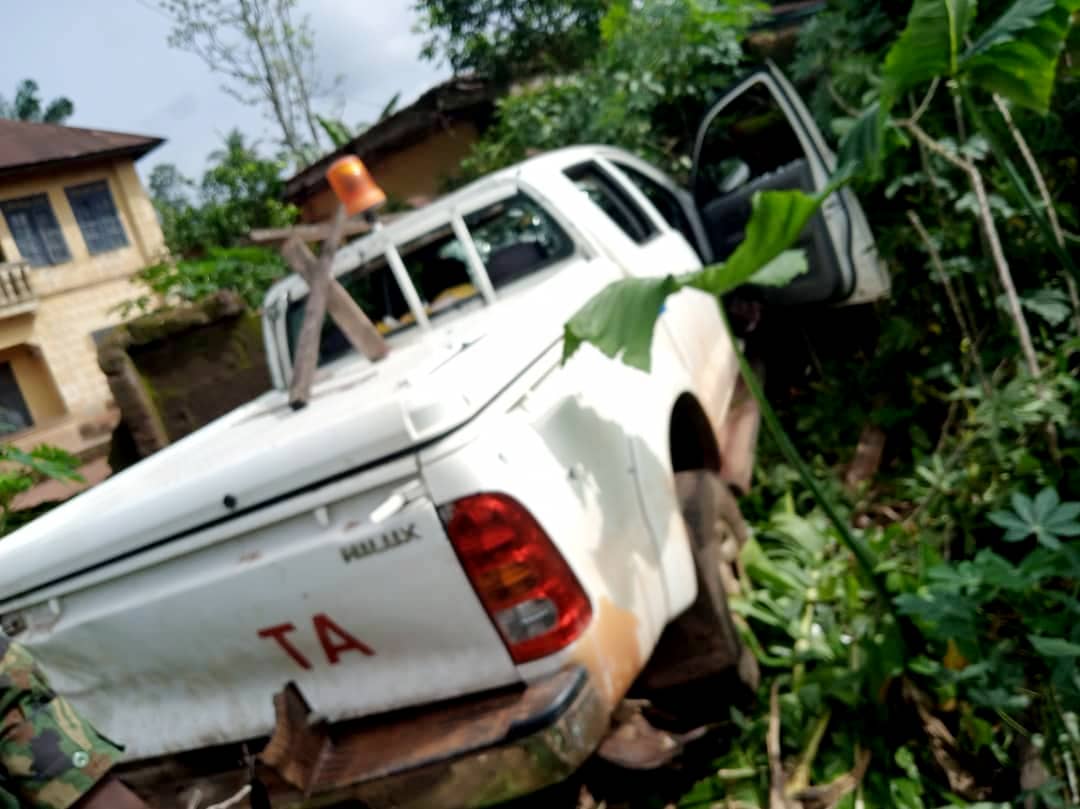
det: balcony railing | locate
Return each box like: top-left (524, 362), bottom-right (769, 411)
top-left (0, 261), bottom-right (37, 316)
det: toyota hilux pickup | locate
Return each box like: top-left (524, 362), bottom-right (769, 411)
top-left (0, 65), bottom-right (887, 809)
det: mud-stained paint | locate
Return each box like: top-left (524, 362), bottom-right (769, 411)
top-left (569, 597), bottom-right (643, 707)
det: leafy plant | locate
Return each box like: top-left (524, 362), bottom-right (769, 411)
top-left (137, 130), bottom-right (298, 312)
top-left (988, 488), bottom-right (1080, 549)
top-left (456, 0), bottom-right (760, 182)
top-left (414, 0), bottom-right (609, 80)
top-left (123, 246), bottom-right (289, 314)
top-left (547, 0), bottom-right (1080, 803)
top-left (564, 189), bottom-right (819, 371)
top-left (0, 443), bottom-right (82, 536)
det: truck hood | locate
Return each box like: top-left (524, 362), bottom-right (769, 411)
top-left (0, 271), bottom-right (588, 605)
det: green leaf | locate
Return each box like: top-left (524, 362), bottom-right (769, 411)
top-left (964, 0), bottom-right (1056, 57)
top-left (3, 445), bottom-right (83, 483)
top-left (1011, 490), bottom-right (1036, 523)
top-left (960, 0), bottom-right (1080, 112)
top-left (989, 488), bottom-right (1080, 548)
top-left (562, 275), bottom-right (678, 370)
top-left (1028, 635), bottom-right (1080, 657)
top-left (882, 0), bottom-right (978, 108)
top-left (1019, 287), bottom-right (1072, 325)
top-left (834, 101), bottom-right (884, 183)
top-left (564, 189), bottom-right (826, 371)
top-left (1045, 502), bottom-right (1080, 535)
top-left (1032, 486), bottom-right (1060, 521)
top-left (988, 509), bottom-right (1033, 541)
top-left (686, 189), bottom-right (824, 297)
top-left (748, 250), bottom-right (809, 287)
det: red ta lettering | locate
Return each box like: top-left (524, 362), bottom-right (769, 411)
top-left (257, 623), bottom-right (312, 670)
top-left (313, 613), bottom-right (375, 664)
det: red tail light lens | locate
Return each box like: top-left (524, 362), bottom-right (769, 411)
top-left (441, 493), bottom-right (592, 664)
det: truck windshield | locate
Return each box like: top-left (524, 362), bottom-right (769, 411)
top-left (285, 193), bottom-right (573, 367)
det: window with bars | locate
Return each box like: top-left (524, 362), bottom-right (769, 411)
top-left (0, 194), bottom-right (71, 267)
top-left (66, 180), bottom-right (128, 254)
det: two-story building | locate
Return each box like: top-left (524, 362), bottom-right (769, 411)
top-left (0, 118), bottom-right (165, 459)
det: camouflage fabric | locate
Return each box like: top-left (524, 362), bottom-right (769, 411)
top-left (0, 638), bottom-right (121, 809)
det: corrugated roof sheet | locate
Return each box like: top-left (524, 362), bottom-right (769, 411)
top-left (0, 119), bottom-right (163, 178)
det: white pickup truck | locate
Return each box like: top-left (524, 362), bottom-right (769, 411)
top-left (0, 66), bottom-right (886, 809)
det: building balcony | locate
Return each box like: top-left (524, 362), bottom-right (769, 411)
top-left (0, 261), bottom-right (38, 317)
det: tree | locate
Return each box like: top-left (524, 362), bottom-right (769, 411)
top-left (0, 444), bottom-right (82, 537)
top-left (136, 131), bottom-right (297, 311)
top-left (457, 0), bottom-right (759, 181)
top-left (151, 130), bottom-right (297, 258)
top-left (0, 79), bottom-right (74, 124)
top-left (157, 0), bottom-right (338, 163)
top-left (414, 0), bottom-right (610, 80)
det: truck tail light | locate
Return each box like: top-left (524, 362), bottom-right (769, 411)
top-left (441, 493), bottom-right (592, 664)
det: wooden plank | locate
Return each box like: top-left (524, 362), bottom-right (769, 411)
top-left (288, 205), bottom-right (347, 409)
top-left (281, 236), bottom-right (389, 363)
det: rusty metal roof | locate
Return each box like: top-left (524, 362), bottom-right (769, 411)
top-left (0, 118), bottom-right (163, 180)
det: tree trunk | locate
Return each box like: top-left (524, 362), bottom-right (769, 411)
top-left (278, 0), bottom-right (324, 151)
top-left (239, 0), bottom-right (302, 157)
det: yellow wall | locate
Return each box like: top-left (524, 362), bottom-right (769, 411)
top-left (0, 160), bottom-right (165, 298)
top-left (0, 157), bottom-right (165, 444)
top-left (0, 343), bottom-right (65, 424)
top-left (301, 123), bottom-right (480, 222)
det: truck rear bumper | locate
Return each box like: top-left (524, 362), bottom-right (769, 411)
top-left (257, 666), bottom-right (607, 809)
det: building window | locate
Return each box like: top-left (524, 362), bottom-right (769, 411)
top-left (0, 194), bottom-right (71, 267)
top-left (66, 181), bottom-right (128, 255)
top-left (0, 362), bottom-right (32, 436)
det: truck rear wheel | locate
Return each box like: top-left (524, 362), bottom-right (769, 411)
top-left (637, 471), bottom-right (759, 695)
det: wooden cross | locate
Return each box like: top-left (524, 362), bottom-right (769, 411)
top-left (265, 204), bottom-right (389, 409)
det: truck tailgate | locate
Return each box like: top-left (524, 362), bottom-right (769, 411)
top-left (13, 467), bottom-right (519, 761)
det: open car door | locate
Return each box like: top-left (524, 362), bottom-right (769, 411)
top-left (691, 62), bottom-right (888, 306)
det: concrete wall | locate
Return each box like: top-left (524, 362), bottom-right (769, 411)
top-left (0, 157), bottom-right (164, 452)
top-left (99, 293), bottom-right (271, 465)
top-left (300, 123), bottom-right (480, 222)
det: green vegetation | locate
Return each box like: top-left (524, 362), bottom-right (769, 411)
top-left (0, 79), bottom-right (74, 124)
top-left (0, 443), bottom-right (82, 536)
top-left (454, 0), bottom-right (759, 182)
top-left (136, 131), bottom-right (298, 313)
top-left (446, 0), bottom-right (1080, 804)
top-left (414, 0), bottom-right (610, 80)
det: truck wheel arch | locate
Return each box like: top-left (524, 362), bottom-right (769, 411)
top-left (668, 392), bottom-right (721, 475)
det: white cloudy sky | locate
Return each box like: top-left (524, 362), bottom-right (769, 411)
top-left (0, 0), bottom-right (448, 180)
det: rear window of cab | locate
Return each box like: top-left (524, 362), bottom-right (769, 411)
top-left (285, 193), bottom-right (574, 367)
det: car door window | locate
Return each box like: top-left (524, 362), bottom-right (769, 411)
top-left (564, 162), bottom-right (657, 244)
top-left (285, 193), bottom-right (574, 367)
top-left (693, 81), bottom-right (807, 207)
top-left (611, 161), bottom-right (698, 250)
top-left (693, 72), bottom-right (850, 304)
top-left (465, 194), bottom-right (575, 288)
